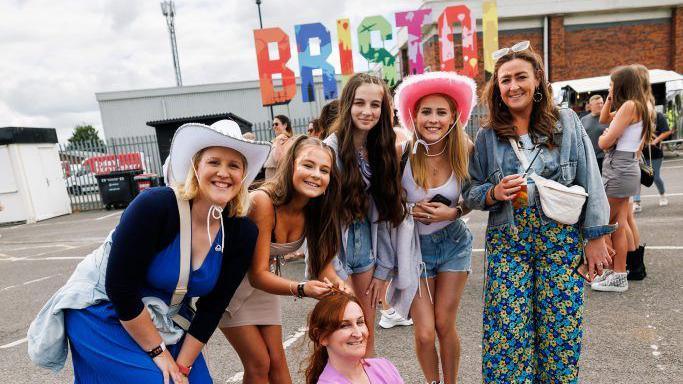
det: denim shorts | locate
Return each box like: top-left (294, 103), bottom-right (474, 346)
top-left (418, 219), bottom-right (473, 278)
top-left (341, 217), bottom-right (374, 276)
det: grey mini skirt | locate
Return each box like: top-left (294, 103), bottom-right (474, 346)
top-left (602, 150), bottom-right (639, 198)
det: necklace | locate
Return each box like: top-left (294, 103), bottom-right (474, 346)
top-left (425, 145), bottom-right (447, 157)
top-left (427, 153), bottom-right (447, 176)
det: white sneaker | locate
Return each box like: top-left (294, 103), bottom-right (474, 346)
top-left (633, 202), bottom-right (642, 213)
top-left (591, 269), bottom-right (613, 284)
top-left (659, 194), bottom-right (668, 206)
top-left (379, 308), bottom-right (413, 329)
top-left (591, 272), bottom-right (628, 292)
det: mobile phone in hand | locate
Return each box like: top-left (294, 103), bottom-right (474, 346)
top-left (429, 194), bottom-right (452, 206)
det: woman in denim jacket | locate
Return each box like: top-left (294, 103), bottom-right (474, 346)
top-left (462, 43), bottom-right (614, 383)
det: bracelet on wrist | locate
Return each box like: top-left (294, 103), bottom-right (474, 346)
top-left (177, 363), bottom-right (192, 376)
top-left (147, 341), bottom-right (166, 359)
top-left (489, 187), bottom-right (500, 203)
top-left (454, 205), bottom-right (464, 219)
top-left (297, 282), bottom-right (306, 298)
top-left (288, 282), bottom-right (297, 297)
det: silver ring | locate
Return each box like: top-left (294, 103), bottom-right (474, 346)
top-left (427, 215), bottom-right (431, 220)
top-left (598, 263), bottom-right (604, 268)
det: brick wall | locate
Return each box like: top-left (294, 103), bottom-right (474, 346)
top-left (417, 9), bottom-right (680, 86)
top-left (563, 19), bottom-right (672, 80)
top-left (673, 6), bottom-right (683, 73)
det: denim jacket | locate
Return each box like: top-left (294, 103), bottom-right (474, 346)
top-left (462, 107), bottom-right (615, 240)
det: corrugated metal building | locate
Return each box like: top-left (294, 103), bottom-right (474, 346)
top-left (95, 76), bottom-right (343, 141)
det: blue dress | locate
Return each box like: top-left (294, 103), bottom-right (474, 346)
top-left (64, 229), bottom-right (223, 384)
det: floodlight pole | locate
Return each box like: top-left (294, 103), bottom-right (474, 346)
top-left (161, 1), bottom-right (183, 87)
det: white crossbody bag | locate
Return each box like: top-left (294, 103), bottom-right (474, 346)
top-left (508, 138), bottom-right (587, 225)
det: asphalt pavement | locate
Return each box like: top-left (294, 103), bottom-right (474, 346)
top-left (1, 155), bottom-right (682, 383)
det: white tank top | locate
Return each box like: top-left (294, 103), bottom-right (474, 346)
top-left (616, 121), bottom-right (642, 152)
top-left (402, 158), bottom-right (460, 235)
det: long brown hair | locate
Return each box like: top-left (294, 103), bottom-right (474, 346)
top-left (482, 43), bottom-right (558, 143)
top-left (331, 73), bottom-right (405, 227)
top-left (410, 94), bottom-right (470, 188)
top-left (319, 100), bottom-right (339, 140)
top-left (258, 135), bottom-right (340, 278)
top-left (304, 292), bottom-right (361, 384)
top-left (612, 64), bottom-right (654, 144)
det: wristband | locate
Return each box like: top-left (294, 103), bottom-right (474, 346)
top-left (454, 205), bottom-right (464, 219)
top-left (177, 363), bottom-right (192, 376)
top-left (489, 187), bottom-right (500, 203)
top-left (147, 341), bottom-right (166, 359)
top-left (297, 282), bottom-right (306, 298)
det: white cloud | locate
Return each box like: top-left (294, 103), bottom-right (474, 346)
top-left (0, 0), bottom-right (422, 142)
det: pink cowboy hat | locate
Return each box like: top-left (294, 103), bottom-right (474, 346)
top-left (394, 71), bottom-right (477, 131)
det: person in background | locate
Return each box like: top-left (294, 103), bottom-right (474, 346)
top-left (633, 110), bottom-right (672, 212)
top-left (595, 64), bottom-right (654, 292)
top-left (578, 101), bottom-right (591, 118)
top-left (581, 94), bottom-right (609, 172)
top-left (264, 115), bottom-right (294, 179)
top-left (305, 291), bottom-right (404, 384)
top-left (307, 119), bottom-right (324, 138)
top-left (319, 100), bottom-right (340, 140)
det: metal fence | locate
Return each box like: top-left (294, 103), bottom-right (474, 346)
top-left (59, 136), bottom-right (163, 212)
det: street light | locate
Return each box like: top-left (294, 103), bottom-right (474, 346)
top-left (255, 0), bottom-right (274, 121)
top-left (161, 1), bottom-right (183, 87)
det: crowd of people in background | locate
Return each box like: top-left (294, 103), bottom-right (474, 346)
top-left (28, 40), bottom-right (673, 384)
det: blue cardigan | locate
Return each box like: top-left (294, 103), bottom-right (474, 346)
top-left (105, 187), bottom-right (257, 343)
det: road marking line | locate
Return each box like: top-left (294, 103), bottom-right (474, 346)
top-left (662, 165), bottom-right (683, 169)
top-left (226, 326), bottom-right (309, 383)
top-left (0, 256), bottom-right (85, 262)
top-left (95, 212), bottom-right (122, 221)
top-left (22, 274), bottom-right (60, 286)
top-left (640, 192), bottom-right (683, 198)
top-left (0, 285), bottom-right (17, 292)
top-left (662, 158), bottom-right (683, 163)
top-left (0, 337), bottom-right (27, 349)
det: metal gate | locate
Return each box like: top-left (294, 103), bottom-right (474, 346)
top-left (58, 136), bottom-right (163, 212)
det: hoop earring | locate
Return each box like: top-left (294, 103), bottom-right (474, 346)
top-left (533, 89), bottom-right (543, 103)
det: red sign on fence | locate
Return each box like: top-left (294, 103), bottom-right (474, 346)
top-left (83, 152), bottom-right (144, 175)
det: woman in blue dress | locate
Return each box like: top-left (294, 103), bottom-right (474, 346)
top-left (63, 120), bottom-right (270, 383)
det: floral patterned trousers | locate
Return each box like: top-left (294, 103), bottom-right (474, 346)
top-left (483, 206), bottom-right (584, 383)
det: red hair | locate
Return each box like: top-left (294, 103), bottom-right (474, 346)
top-left (304, 292), bottom-right (361, 384)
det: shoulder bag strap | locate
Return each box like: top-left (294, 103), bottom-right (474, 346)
top-left (508, 138), bottom-right (530, 169)
top-left (171, 188), bottom-right (191, 308)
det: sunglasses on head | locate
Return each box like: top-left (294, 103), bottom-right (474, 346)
top-left (492, 40), bottom-right (530, 61)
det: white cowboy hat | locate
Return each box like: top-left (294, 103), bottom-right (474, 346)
top-left (166, 119), bottom-right (271, 186)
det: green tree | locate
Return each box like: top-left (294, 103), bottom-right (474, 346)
top-left (68, 124), bottom-right (104, 147)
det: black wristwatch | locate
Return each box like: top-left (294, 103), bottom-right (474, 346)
top-left (147, 341), bottom-right (166, 359)
top-left (297, 282), bottom-right (306, 298)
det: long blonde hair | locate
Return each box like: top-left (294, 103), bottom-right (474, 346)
top-left (410, 93), bottom-right (470, 188)
top-left (175, 147), bottom-right (250, 217)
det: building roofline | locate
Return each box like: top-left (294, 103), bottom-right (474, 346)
top-left (96, 74), bottom-right (341, 102)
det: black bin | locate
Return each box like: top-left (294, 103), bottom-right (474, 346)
top-left (96, 170), bottom-right (143, 210)
top-left (134, 173), bottom-right (160, 193)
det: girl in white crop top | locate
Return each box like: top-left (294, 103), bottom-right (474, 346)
top-left (597, 64), bottom-right (654, 293)
top-left (393, 71), bottom-right (476, 384)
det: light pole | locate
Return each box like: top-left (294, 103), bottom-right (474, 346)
top-left (256, 0), bottom-right (274, 121)
top-left (161, 1), bottom-right (183, 87)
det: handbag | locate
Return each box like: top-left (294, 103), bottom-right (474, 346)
top-left (509, 138), bottom-right (587, 225)
top-left (639, 144), bottom-right (654, 187)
